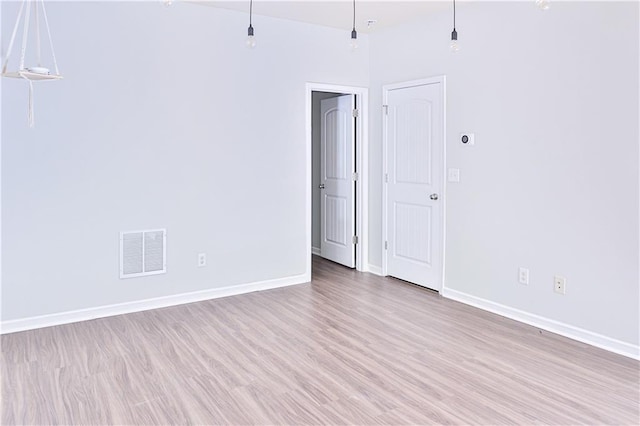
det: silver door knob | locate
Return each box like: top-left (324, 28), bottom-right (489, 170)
top-left (430, 193), bottom-right (439, 200)
top-left (319, 184), bottom-right (325, 189)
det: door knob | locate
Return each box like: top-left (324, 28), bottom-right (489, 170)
top-left (430, 193), bottom-right (439, 200)
top-left (319, 184), bottom-right (325, 189)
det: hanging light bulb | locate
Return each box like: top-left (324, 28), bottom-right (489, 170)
top-left (349, 0), bottom-right (358, 50)
top-left (350, 29), bottom-right (359, 50)
top-left (535, 0), bottom-right (550, 11)
top-left (450, 0), bottom-right (459, 52)
top-left (450, 29), bottom-right (459, 52)
top-left (247, 25), bottom-right (256, 48)
top-left (163, 0), bottom-right (173, 7)
top-left (246, 0), bottom-right (256, 48)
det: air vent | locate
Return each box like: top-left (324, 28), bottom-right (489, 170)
top-left (120, 229), bottom-right (166, 279)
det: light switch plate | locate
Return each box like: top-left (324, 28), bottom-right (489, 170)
top-left (448, 168), bottom-right (460, 182)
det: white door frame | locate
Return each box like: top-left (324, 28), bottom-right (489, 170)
top-left (306, 82), bottom-right (369, 274)
top-left (382, 76), bottom-right (447, 290)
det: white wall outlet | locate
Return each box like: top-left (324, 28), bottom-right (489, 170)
top-left (518, 267), bottom-right (529, 285)
top-left (460, 133), bottom-right (475, 146)
top-left (554, 275), bottom-right (566, 294)
top-left (448, 168), bottom-right (460, 182)
top-left (198, 253), bottom-right (207, 267)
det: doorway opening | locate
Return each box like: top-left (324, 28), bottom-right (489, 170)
top-left (305, 83), bottom-right (369, 276)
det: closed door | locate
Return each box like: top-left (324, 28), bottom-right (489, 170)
top-left (384, 80), bottom-right (444, 290)
top-left (320, 95), bottom-right (356, 268)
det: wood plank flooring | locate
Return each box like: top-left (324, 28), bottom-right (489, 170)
top-left (2, 256), bottom-right (639, 425)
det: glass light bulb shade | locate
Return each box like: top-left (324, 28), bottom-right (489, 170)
top-left (349, 28), bottom-right (359, 51)
top-left (450, 39), bottom-right (460, 52)
top-left (246, 35), bottom-right (256, 49)
top-left (535, 0), bottom-right (550, 11)
top-left (163, 0), bottom-right (173, 7)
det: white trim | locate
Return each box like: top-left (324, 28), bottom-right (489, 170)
top-left (306, 82), bottom-right (369, 273)
top-left (0, 6), bottom-right (3, 327)
top-left (382, 76), bottom-right (446, 291)
top-left (311, 246), bottom-right (321, 256)
top-left (305, 86), bottom-right (313, 279)
top-left (442, 287), bottom-right (640, 360)
top-left (440, 77), bottom-right (448, 295)
top-left (367, 264), bottom-right (383, 276)
top-left (1, 273), bottom-right (309, 335)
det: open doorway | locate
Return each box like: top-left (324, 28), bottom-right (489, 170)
top-left (305, 83), bottom-right (369, 276)
top-left (313, 92), bottom-right (355, 267)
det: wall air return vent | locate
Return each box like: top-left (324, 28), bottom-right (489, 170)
top-left (120, 229), bottom-right (166, 279)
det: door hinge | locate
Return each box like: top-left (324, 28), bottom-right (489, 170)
top-left (352, 172), bottom-right (358, 181)
top-left (383, 105), bottom-right (389, 115)
top-left (384, 173), bottom-right (389, 183)
top-left (352, 109), bottom-right (359, 118)
top-left (353, 235), bottom-right (359, 245)
top-left (384, 241), bottom-right (388, 250)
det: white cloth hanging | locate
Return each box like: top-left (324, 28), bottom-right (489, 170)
top-left (2, 0), bottom-right (63, 127)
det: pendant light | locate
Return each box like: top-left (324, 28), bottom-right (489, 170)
top-left (246, 0), bottom-right (256, 48)
top-left (450, 0), bottom-right (459, 52)
top-left (349, 0), bottom-right (358, 50)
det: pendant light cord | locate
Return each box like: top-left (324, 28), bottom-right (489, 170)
top-left (453, 0), bottom-right (456, 30)
top-left (352, 0), bottom-right (356, 31)
top-left (249, 0), bottom-right (253, 27)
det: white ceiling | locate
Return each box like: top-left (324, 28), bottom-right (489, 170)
top-left (191, 1), bottom-right (452, 33)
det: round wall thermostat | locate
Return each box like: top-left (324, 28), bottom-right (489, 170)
top-left (460, 133), bottom-right (475, 145)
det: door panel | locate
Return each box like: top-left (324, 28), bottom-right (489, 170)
top-left (325, 195), bottom-right (347, 246)
top-left (395, 102), bottom-right (432, 185)
top-left (385, 82), bottom-right (443, 290)
top-left (325, 109), bottom-right (348, 180)
top-left (394, 202), bottom-right (432, 265)
top-left (321, 95), bottom-right (356, 268)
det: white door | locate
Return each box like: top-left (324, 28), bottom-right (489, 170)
top-left (384, 80), bottom-right (444, 290)
top-left (320, 95), bottom-right (356, 268)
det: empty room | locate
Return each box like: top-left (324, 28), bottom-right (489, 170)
top-left (1, 0), bottom-right (638, 424)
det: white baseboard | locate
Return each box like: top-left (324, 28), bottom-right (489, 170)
top-left (311, 246), bottom-right (321, 256)
top-left (441, 287), bottom-right (640, 360)
top-left (367, 264), bottom-right (383, 276)
top-left (1, 273), bottom-right (310, 335)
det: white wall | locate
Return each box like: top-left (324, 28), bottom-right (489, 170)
top-left (1, 1), bottom-right (369, 322)
top-left (2, 1), bottom-right (638, 354)
top-left (369, 1), bottom-right (639, 346)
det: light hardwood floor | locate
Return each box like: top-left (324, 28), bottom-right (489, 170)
top-left (2, 256), bottom-right (639, 425)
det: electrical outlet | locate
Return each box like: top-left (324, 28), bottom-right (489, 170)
top-left (198, 253), bottom-right (207, 267)
top-left (518, 267), bottom-right (529, 285)
top-left (554, 275), bottom-right (566, 294)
